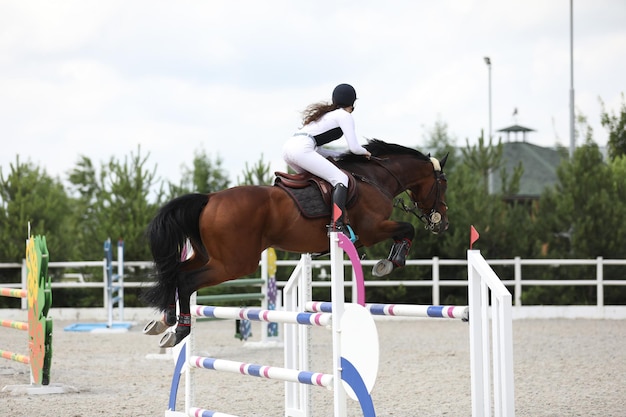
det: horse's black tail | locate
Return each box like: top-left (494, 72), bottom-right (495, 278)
top-left (142, 193), bottom-right (210, 311)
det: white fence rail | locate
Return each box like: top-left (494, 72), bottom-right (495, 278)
top-left (1, 257), bottom-right (626, 313)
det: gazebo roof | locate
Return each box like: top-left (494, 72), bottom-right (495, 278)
top-left (497, 124), bottom-right (535, 133)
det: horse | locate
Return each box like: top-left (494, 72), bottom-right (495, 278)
top-left (142, 139), bottom-right (449, 347)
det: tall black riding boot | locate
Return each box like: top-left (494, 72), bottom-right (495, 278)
top-left (330, 183), bottom-right (348, 233)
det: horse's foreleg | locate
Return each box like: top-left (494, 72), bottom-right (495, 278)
top-left (387, 238), bottom-right (412, 268)
top-left (372, 221), bottom-right (415, 277)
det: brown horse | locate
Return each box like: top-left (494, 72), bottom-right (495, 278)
top-left (142, 139), bottom-right (448, 347)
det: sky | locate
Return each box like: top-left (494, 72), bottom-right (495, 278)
top-left (1, 1), bottom-right (625, 187)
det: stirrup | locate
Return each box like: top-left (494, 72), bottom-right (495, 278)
top-left (328, 223), bottom-right (357, 243)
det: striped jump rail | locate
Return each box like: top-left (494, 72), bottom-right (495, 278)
top-left (0, 287), bottom-right (27, 298)
top-left (193, 305), bottom-right (332, 327)
top-left (189, 356), bottom-right (334, 388)
top-left (0, 350), bottom-right (30, 364)
top-left (1, 319), bottom-right (29, 331)
top-left (306, 301), bottom-right (469, 320)
top-left (0, 287), bottom-right (31, 365)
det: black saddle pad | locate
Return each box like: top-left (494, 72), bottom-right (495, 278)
top-left (275, 182), bottom-right (329, 219)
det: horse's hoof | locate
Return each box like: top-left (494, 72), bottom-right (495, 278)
top-left (372, 259), bottom-right (393, 277)
top-left (143, 319), bottom-right (170, 335)
top-left (159, 332), bottom-right (177, 348)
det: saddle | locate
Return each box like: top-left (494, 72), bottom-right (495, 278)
top-left (274, 171), bottom-right (358, 219)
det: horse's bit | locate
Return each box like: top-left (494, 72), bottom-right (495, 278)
top-left (394, 168), bottom-right (447, 233)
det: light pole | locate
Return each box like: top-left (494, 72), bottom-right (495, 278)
top-left (484, 56), bottom-right (493, 194)
top-left (569, 0), bottom-right (575, 158)
top-left (484, 57), bottom-right (492, 140)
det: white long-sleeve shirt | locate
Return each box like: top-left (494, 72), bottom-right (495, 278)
top-left (298, 108), bottom-right (369, 156)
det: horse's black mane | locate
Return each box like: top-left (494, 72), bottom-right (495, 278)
top-left (338, 139), bottom-right (430, 163)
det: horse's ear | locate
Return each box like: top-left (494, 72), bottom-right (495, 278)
top-left (440, 153), bottom-right (449, 170)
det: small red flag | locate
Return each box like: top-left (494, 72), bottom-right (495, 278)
top-left (470, 225), bottom-right (480, 249)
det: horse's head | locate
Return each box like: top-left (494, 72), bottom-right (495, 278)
top-left (339, 139), bottom-right (450, 234)
top-left (407, 153), bottom-right (449, 234)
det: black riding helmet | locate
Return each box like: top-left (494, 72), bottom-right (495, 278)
top-left (332, 83), bottom-right (357, 108)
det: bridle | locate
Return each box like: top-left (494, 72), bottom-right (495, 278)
top-left (364, 156), bottom-right (446, 233)
top-left (395, 168), bottom-right (447, 233)
top-left (368, 156), bottom-right (447, 233)
top-left (351, 155), bottom-right (447, 232)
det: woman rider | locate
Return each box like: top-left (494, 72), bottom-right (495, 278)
top-left (282, 83), bottom-right (371, 234)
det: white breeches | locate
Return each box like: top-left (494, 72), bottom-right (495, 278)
top-left (282, 135), bottom-right (348, 187)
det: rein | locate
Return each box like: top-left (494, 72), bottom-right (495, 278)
top-left (396, 169), bottom-right (447, 229)
top-left (347, 155), bottom-right (446, 231)
top-left (367, 156), bottom-right (446, 229)
top-left (369, 156), bottom-right (406, 193)
top-left (348, 157), bottom-right (396, 200)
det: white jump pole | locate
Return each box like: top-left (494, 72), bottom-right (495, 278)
top-left (330, 232), bottom-right (347, 417)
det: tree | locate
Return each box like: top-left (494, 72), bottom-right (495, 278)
top-left (67, 156), bottom-right (100, 259)
top-left (0, 157), bottom-right (75, 265)
top-left (423, 118), bottom-right (458, 171)
top-left (168, 148), bottom-right (230, 197)
top-left (600, 93), bottom-right (626, 160)
top-left (238, 154), bottom-right (273, 186)
top-left (460, 131), bottom-right (503, 194)
top-left (67, 146), bottom-right (164, 261)
top-left (552, 141), bottom-right (618, 257)
top-left (527, 139), bottom-right (626, 304)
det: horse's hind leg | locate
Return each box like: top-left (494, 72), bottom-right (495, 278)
top-left (159, 253), bottom-right (261, 347)
top-left (158, 266), bottom-right (212, 348)
top-left (144, 248), bottom-right (208, 337)
top-left (143, 291), bottom-right (177, 335)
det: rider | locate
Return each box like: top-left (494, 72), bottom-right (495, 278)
top-left (282, 83), bottom-right (371, 234)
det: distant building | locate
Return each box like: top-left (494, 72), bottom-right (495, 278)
top-left (494, 123), bottom-right (566, 200)
top-left (497, 124), bottom-right (535, 143)
top-left (493, 141), bottom-right (566, 201)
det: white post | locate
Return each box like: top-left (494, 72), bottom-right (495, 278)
top-left (351, 268), bottom-right (358, 304)
top-left (102, 258), bottom-right (108, 312)
top-left (480, 275), bottom-right (491, 415)
top-left (330, 232), bottom-right (347, 417)
top-left (468, 249), bottom-right (515, 417)
top-left (468, 259), bottom-right (487, 417)
top-left (432, 256), bottom-right (440, 305)
top-left (298, 254), bottom-right (312, 417)
top-left (596, 257), bottom-right (604, 308)
top-left (514, 257), bottom-right (522, 307)
top-left (184, 293), bottom-right (196, 415)
top-left (106, 238), bottom-right (114, 328)
top-left (117, 240), bottom-right (124, 322)
top-left (284, 256), bottom-right (312, 417)
top-left (260, 249), bottom-right (269, 342)
top-left (492, 290), bottom-right (514, 417)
